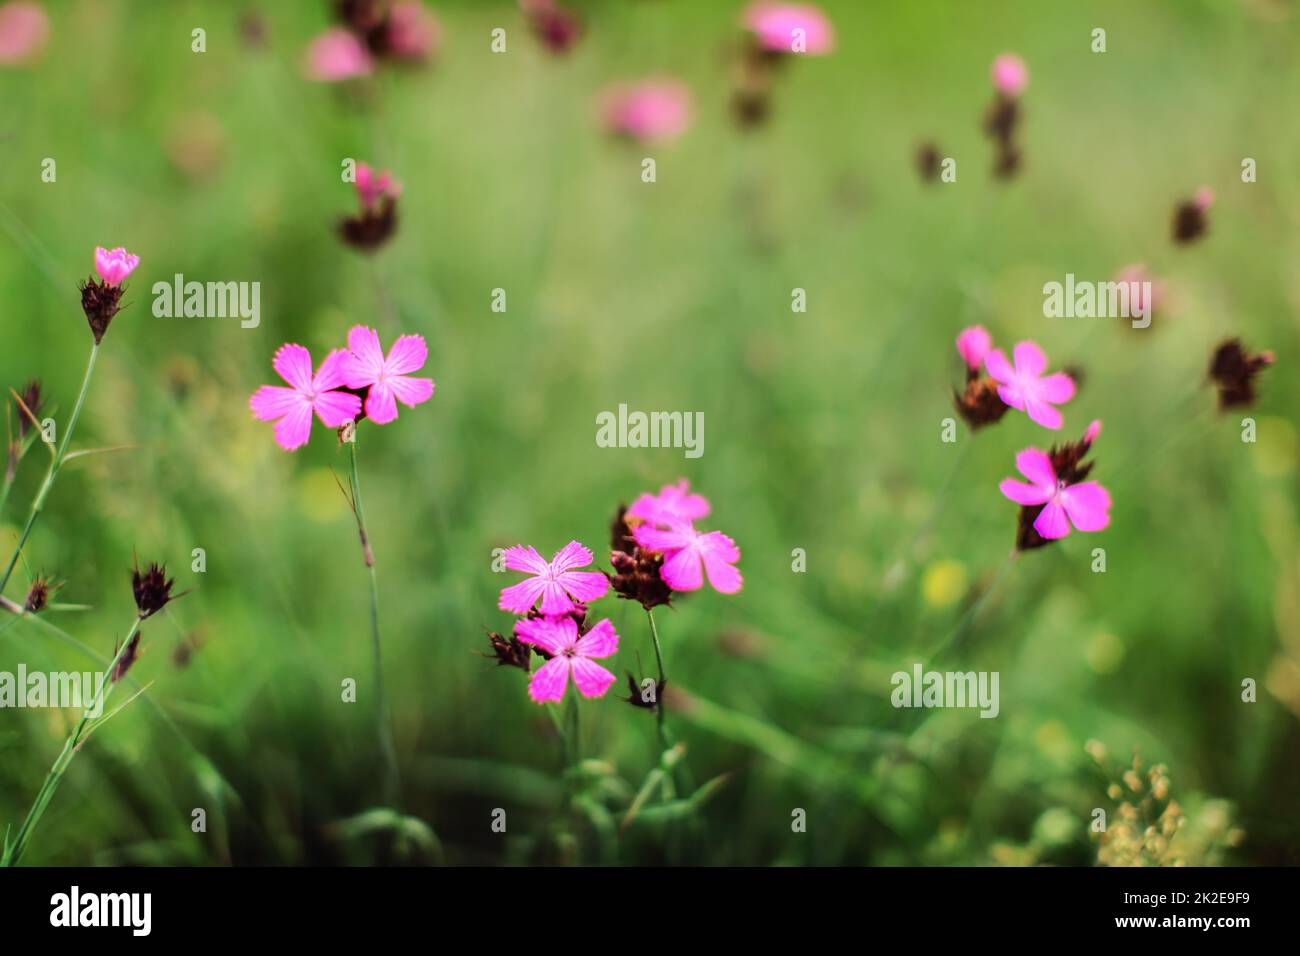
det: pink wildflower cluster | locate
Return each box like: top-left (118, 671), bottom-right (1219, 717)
top-left (953, 326), bottom-right (1074, 431)
top-left (249, 325), bottom-right (434, 451)
top-left (340, 161), bottom-right (401, 252)
top-left (305, 0), bottom-right (439, 81)
top-left (600, 79), bottom-right (693, 144)
top-left (624, 481), bottom-right (743, 595)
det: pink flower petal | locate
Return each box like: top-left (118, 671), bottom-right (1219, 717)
top-left (385, 334), bottom-right (428, 376)
top-left (527, 656), bottom-right (571, 703)
top-left (313, 390), bottom-right (362, 428)
top-left (305, 28), bottom-right (373, 82)
top-left (570, 657), bottom-right (616, 698)
top-left (573, 619), bottom-right (619, 659)
top-left (364, 382), bottom-right (399, 424)
top-left (995, 383), bottom-right (1027, 412)
top-left (249, 385), bottom-right (303, 422)
top-left (551, 540), bottom-right (595, 573)
top-left (272, 343), bottom-right (314, 392)
top-left (1034, 371), bottom-right (1076, 404)
top-left (499, 576), bottom-right (548, 614)
top-left (503, 545), bottom-right (550, 575)
top-left (1033, 499), bottom-right (1071, 540)
top-left (343, 325), bottom-right (386, 387)
top-left (1012, 341), bottom-right (1047, 378)
top-left (537, 580), bottom-right (578, 616)
top-left (984, 348), bottom-right (1014, 383)
top-left (955, 325), bottom-right (992, 370)
top-left (554, 570), bottom-right (609, 604)
top-left (387, 375), bottom-right (435, 408)
top-left (633, 524), bottom-right (691, 553)
top-left (1060, 482), bottom-right (1111, 532)
top-left (660, 547), bottom-right (704, 591)
top-left (272, 402), bottom-right (314, 451)
top-left (1023, 395), bottom-right (1064, 430)
top-left (515, 615), bottom-right (576, 656)
top-left (313, 348), bottom-right (354, 392)
top-left (999, 478), bottom-right (1053, 507)
top-left (1014, 448), bottom-right (1056, 488)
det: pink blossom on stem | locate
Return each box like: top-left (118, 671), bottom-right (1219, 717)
top-left (627, 480), bottom-right (711, 527)
top-left (743, 2), bottom-right (834, 55)
top-left (94, 246), bottom-right (140, 287)
top-left (386, 2), bottom-right (440, 61)
top-left (339, 325), bottom-right (435, 424)
top-left (601, 79), bottom-right (692, 143)
top-left (498, 541), bottom-right (610, 615)
top-left (354, 163), bottom-right (400, 209)
top-left (514, 615), bottom-right (619, 703)
top-left (249, 345), bottom-right (362, 451)
top-left (999, 447), bottom-right (1111, 540)
top-left (984, 341), bottom-right (1075, 430)
top-left (955, 325), bottom-right (993, 371)
top-left (991, 53), bottom-right (1028, 97)
top-left (0, 1), bottom-right (48, 65)
top-left (633, 523), bottom-right (743, 594)
top-left (305, 28), bottom-right (374, 82)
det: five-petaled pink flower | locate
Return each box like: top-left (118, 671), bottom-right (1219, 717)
top-left (601, 79), bottom-right (693, 143)
top-left (991, 53), bottom-right (1028, 97)
top-left (498, 541), bottom-right (610, 615)
top-left (354, 163), bottom-right (400, 209)
top-left (627, 479), bottom-right (711, 527)
top-left (999, 446), bottom-right (1111, 540)
top-left (340, 325), bottom-right (435, 424)
top-left (514, 615), bottom-right (619, 703)
top-left (250, 345), bottom-right (362, 451)
top-left (984, 341), bottom-right (1075, 430)
top-left (956, 325), bottom-right (992, 371)
top-left (94, 246), bottom-right (140, 287)
top-left (305, 28), bottom-right (374, 81)
top-left (743, 2), bottom-right (834, 55)
top-left (633, 523), bottom-right (742, 594)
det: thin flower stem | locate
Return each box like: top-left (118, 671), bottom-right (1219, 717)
top-left (645, 608), bottom-right (670, 753)
top-left (0, 343), bottom-right (99, 595)
top-left (347, 438), bottom-right (400, 804)
top-left (1, 613), bottom-right (139, 867)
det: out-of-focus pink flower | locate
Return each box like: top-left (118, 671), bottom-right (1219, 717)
top-left (601, 79), bottom-right (693, 143)
top-left (1195, 185), bottom-right (1215, 210)
top-left (339, 325), bottom-right (434, 424)
top-left (999, 446), bottom-right (1111, 540)
top-left (514, 615), bottom-right (619, 703)
top-left (250, 345), bottom-right (361, 451)
top-left (1114, 264), bottom-right (1164, 318)
top-left (991, 53), bottom-right (1028, 97)
top-left (520, 0), bottom-right (582, 54)
top-left (956, 325), bottom-right (993, 371)
top-left (94, 246), bottom-right (140, 287)
top-left (984, 341), bottom-right (1075, 430)
top-left (498, 541), bottom-right (610, 615)
top-left (386, 2), bottom-right (440, 61)
top-left (354, 162), bottom-right (400, 209)
top-left (633, 523), bottom-right (742, 594)
top-left (627, 480), bottom-right (711, 527)
top-left (305, 28), bottom-right (374, 82)
top-left (743, 2), bottom-right (834, 55)
top-left (0, 2), bottom-right (48, 66)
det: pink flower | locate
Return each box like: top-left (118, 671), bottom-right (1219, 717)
top-left (1195, 185), bottom-right (1215, 210)
top-left (0, 1), bottom-right (48, 65)
top-left (354, 162), bottom-right (400, 209)
top-left (498, 541), bottom-right (610, 615)
top-left (991, 53), bottom-right (1028, 97)
top-left (514, 615), bottom-right (618, 703)
top-left (93, 246), bottom-right (140, 287)
top-left (633, 523), bottom-right (742, 594)
top-left (339, 325), bottom-right (434, 425)
top-left (627, 480), bottom-right (711, 527)
top-left (999, 445), bottom-right (1111, 540)
top-left (984, 341), bottom-right (1075, 430)
top-left (386, 2), bottom-right (440, 61)
top-left (743, 2), bottom-right (834, 55)
top-left (305, 28), bottom-right (374, 82)
top-left (601, 79), bottom-right (692, 143)
top-left (956, 325), bottom-right (993, 371)
top-left (249, 345), bottom-right (362, 451)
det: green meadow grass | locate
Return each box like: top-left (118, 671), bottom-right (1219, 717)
top-left (1, 0), bottom-right (1297, 864)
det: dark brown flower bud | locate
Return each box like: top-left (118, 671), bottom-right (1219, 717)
top-left (624, 672), bottom-right (663, 711)
top-left (526, 4), bottom-right (582, 54)
top-left (111, 631), bottom-right (142, 683)
top-left (953, 375), bottom-right (1009, 430)
top-left (13, 380), bottom-right (41, 438)
top-left (23, 576), bottom-right (56, 613)
top-left (78, 276), bottom-right (126, 344)
top-left (1172, 200), bottom-right (1208, 244)
top-left (339, 196), bottom-right (398, 253)
top-left (132, 560), bottom-right (178, 619)
top-left (915, 142), bottom-right (942, 183)
top-left (1209, 339), bottom-right (1273, 409)
top-left (483, 630), bottom-right (532, 671)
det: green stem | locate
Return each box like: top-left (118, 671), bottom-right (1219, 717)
top-left (347, 438), bottom-right (399, 804)
top-left (646, 608), bottom-right (670, 753)
top-left (2, 613), bottom-right (139, 867)
top-left (0, 343), bottom-right (99, 595)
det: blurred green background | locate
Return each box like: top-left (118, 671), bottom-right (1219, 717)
top-left (1, 0), bottom-right (1298, 865)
